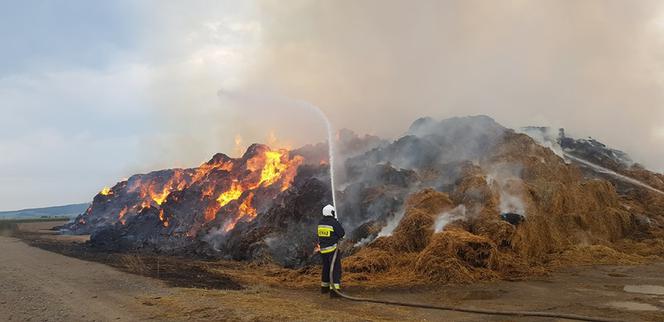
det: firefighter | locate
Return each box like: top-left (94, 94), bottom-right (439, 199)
top-left (317, 204), bottom-right (345, 297)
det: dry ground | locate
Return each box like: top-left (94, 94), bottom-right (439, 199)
top-left (0, 221), bottom-right (662, 321)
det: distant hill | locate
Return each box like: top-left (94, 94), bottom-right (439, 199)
top-left (0, 203), bottom-right (89, 219)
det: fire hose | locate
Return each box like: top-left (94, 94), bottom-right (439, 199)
top-left (329, 249), bottom-right (623, 322)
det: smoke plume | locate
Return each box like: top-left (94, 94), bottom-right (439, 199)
top-left (247, 0), bottom-right (664, 172)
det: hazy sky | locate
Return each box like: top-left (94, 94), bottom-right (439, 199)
top-left (2, 0), bottom-right (664, 210)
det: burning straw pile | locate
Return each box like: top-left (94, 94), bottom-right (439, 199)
top-left (65, 115), bottom-right (664, 284)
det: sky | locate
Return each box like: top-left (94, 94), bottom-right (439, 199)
top-left (1, 0), bottom-right (664, 210)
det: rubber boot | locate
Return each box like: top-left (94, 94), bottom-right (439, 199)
top-left (329, 289), bottom-right (341, 298)
top-left (321, 286), bottom-right (330, 294)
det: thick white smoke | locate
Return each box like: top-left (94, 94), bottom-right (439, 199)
top-left (247, 0), bottom-right (664, 173)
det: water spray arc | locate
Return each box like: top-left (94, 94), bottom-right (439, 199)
top-left (294, 100), bottom-right (338, 209)
top-left (564, 152), bottom-right (664, 196)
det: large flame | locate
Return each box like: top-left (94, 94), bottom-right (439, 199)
top-left (93, 143), bottom-right (305, 235)
top-left (246, 149), bottom-right (304, 190)
top-left (258, 151), bottom-right (289, 187)
top-left (136, 170), bottom-right (190, 206)
top-left (202, 149), bottom-right (303, 224)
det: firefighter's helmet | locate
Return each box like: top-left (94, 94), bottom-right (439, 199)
top-left (322, 204), bottom-right (336, 218)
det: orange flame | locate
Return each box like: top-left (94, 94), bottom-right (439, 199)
top-left (246, 150), bottom-right (297, 190)
top-left (259, 151), bottom-right (288, 187)
top-left (100, 187), bottom-right (112, 196)
top-left (149, 186), bottom-right (170, 205)
top-left (216, 181), bottom-right (243, 207)
top-left (223, 193), bottom-right (257, 232)
top-left (118, 206), bottom-right (128, 225)
top-left (279, 155), bottom-right (304, 192)
top-left (192, 160), bottom-right (233, 183)
top-left (239, 193), bottom-right (257, 220)
top-left (139, 170), bottom-right (191, 206)
top-left (204, 148), bottom-right (303, 229)
top-left (159, 209), bottom-right (169, 227)
top-left (204, 204), bottom-right (220, 222)
top-left (202, 184), bottom-right (215, 198)
top-left (103, 141), bottom-right (304, 234)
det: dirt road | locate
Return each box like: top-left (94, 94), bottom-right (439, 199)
top-left (0, 234), bottom-right (173, 321)
top-left (2, 221), bottom-right (663, 321)
top-left (0, 231), bottom-right (455, 322)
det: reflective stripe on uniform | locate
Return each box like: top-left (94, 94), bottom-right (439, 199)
top-left (321, 282), bottom-right (330, 287)
top-left (319, 244), bottom-right (337, 254)
top-left (332, 283), bottom-right (341, 290)
top-left (317, 225), bottom-right (334, 237)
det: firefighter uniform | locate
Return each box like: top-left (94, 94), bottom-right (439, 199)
top-left (317, 206), bottom-right (345, 294)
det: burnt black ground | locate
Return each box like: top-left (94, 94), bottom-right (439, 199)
top-left (12, 221), bottom-right (243, 291)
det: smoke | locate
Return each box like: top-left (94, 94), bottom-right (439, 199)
top-left (486, 163), bottom-right (528, 215)
top-left (434, 205), bottom-right (467, 233)
top-left (247, 0), bottom-right (664, 172)
top-left (376, 208), bottom-right (405, 238)
top-left (518, 127), bottom-right (565, 159)
top-left (202, 226), bottom-right (226, 251)
top-left (498, 192), bottom-right (526, 216)
top-left (342, 115), bottom-right (508, 241)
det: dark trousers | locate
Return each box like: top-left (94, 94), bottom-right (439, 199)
top-left (321, 250), bottom-right (342, 288)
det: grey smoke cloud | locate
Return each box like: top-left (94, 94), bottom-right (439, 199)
top-left (246, 0), bottom-right (664, 172)
top-left (4, 0), bottom-right (663, 211)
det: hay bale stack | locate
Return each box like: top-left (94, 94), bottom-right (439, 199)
top-left (488, 131), bottom-right (580, 184)
top-left (367, 236), bottom-right (399, 252)
top-left (414, 229), bottom-right (499, 283)
top-left (391, 209), bottom-right (436, 252)
top-left (473, 219), bottom-right (516, 248)
top-left (511, 175), bottom-right (637, 260)
top-left (418, 229), bottom-right (498, 269)
top-left (511, 214), bottom-right (568, 260)
top-left (414, 256), bottom-right (476, 283)
top-left (390, 189), bottom-right (454, 252)
top-left (583, 208), bottom-right (636, 241)
top-left (551, 245), bottom-right (645, 266)
top-left (493, 251), bottom-right (542, 279)
top-left (450, 166), bottom-right (497, 209)
top-left (405, 188), bottom-right (454, 213)
top-left (344, 248), bottom-right (393, 273)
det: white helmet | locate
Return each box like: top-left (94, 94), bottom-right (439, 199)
top-left (322, 204), bottom-right (336, 218)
